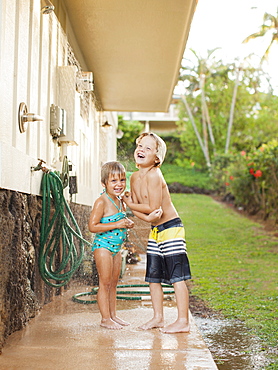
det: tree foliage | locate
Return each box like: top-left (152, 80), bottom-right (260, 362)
top-left (177, 50), bottom-right (278, 169)
top-left (242, 9), bottom-right (278, 62)
top-left (116, 115), bottom-right (144, 169)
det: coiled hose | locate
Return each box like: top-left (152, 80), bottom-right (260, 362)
top-left (39, 170), bottom-right (90, 287)
top-left (72, 284), bottom-right (175, 304)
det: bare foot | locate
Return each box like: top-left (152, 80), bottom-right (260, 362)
top-left (112, 316), bottom-right (130, 326)
top-left (100, 318), bottom-right (123, 330)
top-left (160, 319), bottom-right (190, 334)
top-left (138, 317), bottom-right (164, 330)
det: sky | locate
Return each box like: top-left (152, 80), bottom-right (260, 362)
top-left (176, 0), bottom-right (278, 92)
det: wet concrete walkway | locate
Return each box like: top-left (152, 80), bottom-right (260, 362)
top-left (0, 255), bottom-right (218, 370)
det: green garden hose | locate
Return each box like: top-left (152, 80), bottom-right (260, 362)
top-left (72, 284), bottom-right (175, 304)
top-left (39, 170), bottom-right (90, 287)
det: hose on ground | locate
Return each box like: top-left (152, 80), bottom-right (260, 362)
top-left (72, 284), bottom-right (175, 304)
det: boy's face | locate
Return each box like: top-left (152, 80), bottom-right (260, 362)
top-left (104, 173), bottom-right (126, 197)
top-left (134, 135), bottom-right (158, 168)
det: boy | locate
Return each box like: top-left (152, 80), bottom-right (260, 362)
top-left (123, 132), bottom-right (191, 333)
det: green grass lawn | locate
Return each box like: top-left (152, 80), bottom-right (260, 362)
top-left (172, 193), bottom-right (278, 369)
top-left (126, 163), bottom-right (213, 190)
top-left (161, 164), bottom-right (213, 190)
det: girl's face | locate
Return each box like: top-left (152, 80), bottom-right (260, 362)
top-left (105, 172), bottom-right (126, 197)
top-left (134, 135), bottom-right (158, 168)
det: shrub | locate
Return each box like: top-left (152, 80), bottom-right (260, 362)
top-left (227, 140), bottom-right (278, 222)
top-left (210, 153), bottom-right (237, 194)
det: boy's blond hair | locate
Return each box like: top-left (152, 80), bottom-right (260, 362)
top-left (101, 161), bottom-right (126, 185)
top-left (136, 132), bottom-right (167, 167)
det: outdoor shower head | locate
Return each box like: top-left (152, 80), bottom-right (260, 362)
top-left (41, 0), bottom-right (55, 14)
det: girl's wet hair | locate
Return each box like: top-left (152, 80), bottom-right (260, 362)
top-left (101, 161), bottom-right (126, 185)
top-left (136, 132), bottom-right (167, 167)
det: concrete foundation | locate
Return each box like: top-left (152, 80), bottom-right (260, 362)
top-left (0, 189), bottom-right (93, 352)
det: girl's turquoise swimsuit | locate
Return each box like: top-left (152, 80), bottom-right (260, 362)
top-left (92, 193), bottom-right (127, 256)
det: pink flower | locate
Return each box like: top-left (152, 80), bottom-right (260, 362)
top-left (240, 151), bottom-right (246, 156)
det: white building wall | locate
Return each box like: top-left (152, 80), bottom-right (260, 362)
top-left (0, 0), bottom-right (117, 206)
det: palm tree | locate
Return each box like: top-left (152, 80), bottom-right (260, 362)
top-left (179, 48), bottom-right (245, 166)
top-left (225, 65), bottom-right (242, 154)
top-left (180, 94), bottom-right (211, 169)
top-left (242, 9), bottom-right (278, 62)
top-left (179, 49), bottom-right (220, 169)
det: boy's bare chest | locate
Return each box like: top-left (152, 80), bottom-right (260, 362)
top-left (133, 177), bottom-right (149, 203)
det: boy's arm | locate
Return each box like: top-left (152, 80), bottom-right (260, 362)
top-left (132, 208), bottom-right (162, 223)
top-left (124, 170), bottom-right (162, 214)
top-left (123, 188), bottom-right (154, 222)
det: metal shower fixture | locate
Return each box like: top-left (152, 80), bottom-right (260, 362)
top-left (41, 0), bottom-right (55, 14)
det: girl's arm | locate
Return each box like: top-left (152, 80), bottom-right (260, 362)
top-left (88, 198), bottom-right (133, 233)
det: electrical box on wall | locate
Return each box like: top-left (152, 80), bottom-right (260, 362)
top-left (76, 71), bottom-right (94, 92)
top-left (50, 104), bottom-right (67, 138)
top-left (69, 176), bottom-right (78, 195)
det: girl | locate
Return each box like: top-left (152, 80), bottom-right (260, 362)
top-left (88, 161), bottom-right (134, 329)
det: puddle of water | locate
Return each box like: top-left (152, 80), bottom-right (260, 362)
top-left (194, 316), bottom-right (270, 370)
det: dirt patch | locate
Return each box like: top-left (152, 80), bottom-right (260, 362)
top-left (168, 182), bottom-right (213, 195)
top-left (189, 294), bottom-right (218, 317)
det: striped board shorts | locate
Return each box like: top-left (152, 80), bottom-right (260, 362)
top-left (145, 217), bottom-right (191, 284)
